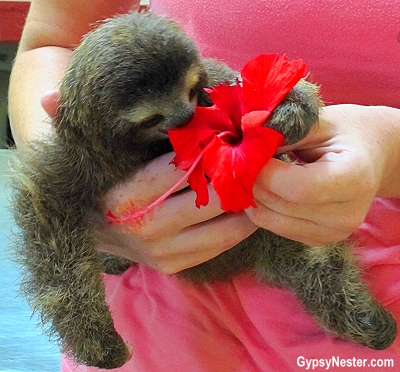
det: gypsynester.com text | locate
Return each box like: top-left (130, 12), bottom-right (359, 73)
top-left (297, 356), bottom-right (394, 370)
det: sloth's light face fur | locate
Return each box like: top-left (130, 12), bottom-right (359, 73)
top-left (122, 63), bottom-right (202, 141)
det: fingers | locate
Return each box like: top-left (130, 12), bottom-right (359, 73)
top-left (129, 152), bottom-right (188, 198)
top-left (154, 186), bottom-right (225, 230)
top-left (157, 212), bottom-right (257, 274)
top-left (111, 185), bottom-right (227, 240)
top-left (258, 151), bottom-right (376, 205)
top-left (252, 182), bottom-right (368, 232)
top-left (104, 153), bottom-right (227, 228)
top-left (245, 199), bottom-right (358, 246)
top-left (98, 211), bottom-right (257, 274)
top-left (247, 151), bottom-right (376, 245)
top-left (105, 152), bottom-right (187, 211)
top-left (100, 151), bottom-right (259, 274)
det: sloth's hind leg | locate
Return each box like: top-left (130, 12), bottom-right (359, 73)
top-left (255, 237), bottom-right (397, 350)
top-left (292, 243), bottom-right (396, 349)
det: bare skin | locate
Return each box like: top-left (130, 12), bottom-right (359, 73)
top-left (10, 0), bottom-right (400, 275)
top-left (248, 104), bottom-right (400, 246)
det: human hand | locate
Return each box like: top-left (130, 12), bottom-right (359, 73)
top-left (42, 89), bottom-right (257, 274)
top-left (245, 104), bottom-right (400, 246)
top-left (98, 153), bottom-right (257, 274)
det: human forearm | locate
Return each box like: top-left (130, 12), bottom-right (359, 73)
top-left (8, 0), bottom-right (139, 148)
top-left (371, 106), bottom-right (400, 199)
top-left (8, 46), bottom-right (72, 148)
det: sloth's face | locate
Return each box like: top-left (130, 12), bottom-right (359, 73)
top-left (119, 63), bottom-right (203, 143)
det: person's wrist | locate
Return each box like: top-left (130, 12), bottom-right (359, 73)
top-left (373, 106), bottom-right (400, 199)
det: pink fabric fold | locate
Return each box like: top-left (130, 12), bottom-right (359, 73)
top-left (63, 199), bottom-right (400, 371)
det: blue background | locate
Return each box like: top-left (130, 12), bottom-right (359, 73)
top-left (0, 149), bottom-right (60, 372)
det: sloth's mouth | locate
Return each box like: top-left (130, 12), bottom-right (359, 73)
top-left (158, 129), bottom-right (169, 139)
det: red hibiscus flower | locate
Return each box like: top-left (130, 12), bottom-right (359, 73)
top-left (168, 53), bottom-right (307, 212)
top-left (107, 54), bottom-right (307, 224)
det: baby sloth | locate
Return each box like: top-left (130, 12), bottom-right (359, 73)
top-left (12, 11), bottom-right (396, 370)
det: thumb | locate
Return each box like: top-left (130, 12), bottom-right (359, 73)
top-left (41, 89), bottom-right (60, 118)
top-left (276, 113), bottom-right (336, 163)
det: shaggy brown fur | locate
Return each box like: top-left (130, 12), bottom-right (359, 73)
top-left (11, 11), bottom-right (396, 370)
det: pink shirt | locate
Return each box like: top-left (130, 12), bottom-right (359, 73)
top-left (62, 200), bottom-right (400, 372)
top-left (62, 1), bottom-right (400, 370)
top-left (152, 0), bottom-right (400, 108)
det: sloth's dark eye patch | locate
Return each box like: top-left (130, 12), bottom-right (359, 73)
top-left (140, 114), bottom-right (165, 128)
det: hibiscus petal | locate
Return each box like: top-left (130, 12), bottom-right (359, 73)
top-left (241, 53), bottom-right (280, 112)
top-left (111, 53), bottom-right (305, 225)
top-left (187, 161), bottom-right (209, 207)
top-left (207, 84), bottom-right (244, 132)
top-left (202, 136), bottom-right (254, 212)
top-left (241, 110), bottom-right (271, 129)
top-left (168, 105), bottom-right (235, 170)
top-left (242, 54), bottom-right (308, 113)
top-left (202, 127), bottom-right (284, 212)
